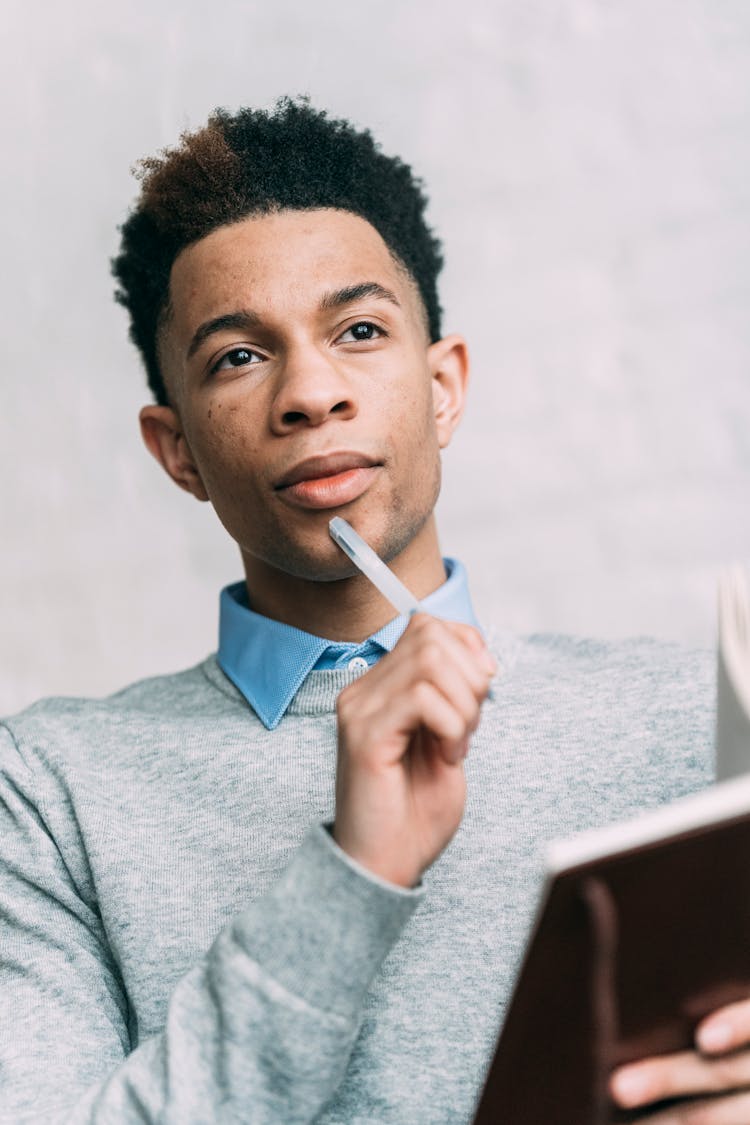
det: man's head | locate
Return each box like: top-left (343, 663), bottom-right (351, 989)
top-left (113, 99), bottom-right (469, 610)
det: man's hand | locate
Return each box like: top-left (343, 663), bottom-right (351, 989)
top-left (333, 613), bottom-right (496, 889)
top-left (610, 998), bottom-right (750, 1122)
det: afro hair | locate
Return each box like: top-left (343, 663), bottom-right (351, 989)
top-left (112, 97), bottom-right (444, 405)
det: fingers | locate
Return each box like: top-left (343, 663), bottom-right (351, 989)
top-left (611, 1050), bottom-right (750, 1110)
top-left (698, 1000), bottom-right (750, 1055)
top-left (611, 998), bottom-right (750, 1114)
top-left (401, 682), bottom-right (471, 765)
top-left (631, 1089), bottom-right (750, 1124)
top-left (333, 614), bottom-right (493, 887)
top-left (410, 616), bottom-right (495, 695)
top-left (337, 614), bottom-right (494, 765)
top-left (341, 654), bottom-right (475, 765)
top-left (436, 617), bottom-right (496, 667)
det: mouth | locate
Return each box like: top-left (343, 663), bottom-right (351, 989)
top-left (274, 452), bottom-right (382, 511)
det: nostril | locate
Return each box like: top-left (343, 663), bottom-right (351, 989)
top-left (282, 411), bottom-right (306, 425)
top-left (330, 401), bottom-right (348, 414)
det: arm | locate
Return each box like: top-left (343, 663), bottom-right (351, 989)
top-left (1, 615), bottom-right (493, 1122)
top-left (0, 725), bottom-right (421, 1123)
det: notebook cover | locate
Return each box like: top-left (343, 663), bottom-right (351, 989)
top-left (472, 812), bottom-right (750, 1124)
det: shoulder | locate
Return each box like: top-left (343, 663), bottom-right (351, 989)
top-left (482, 628), bottom-right (714, 803)
top-left (513, 631), bottom-right (713, 731)
top-left (533, 632), bottom-right (712, 724)
top-left (494, 628), bottom-right (712, 700)
top-left (0, 655), bottom-right (239, 775)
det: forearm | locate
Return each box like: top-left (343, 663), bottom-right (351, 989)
top-left (2, 825), bottom-right (422, 1124)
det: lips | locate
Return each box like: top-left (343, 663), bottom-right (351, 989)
top-left (274, 452), bottom-right (382, 511)
top-left (274, 452), bottom-right (380, 490)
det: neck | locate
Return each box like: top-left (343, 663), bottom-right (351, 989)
top-left (240, 516), bottom-right (446, 641)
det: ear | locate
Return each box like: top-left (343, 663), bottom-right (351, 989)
top-left (139, 405), bottom-right (210, 502)
top-left (427, 334), bottom-right (470, 449)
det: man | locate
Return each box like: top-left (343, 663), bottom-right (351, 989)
top-left (1, 98), bottom-right (749, 1123)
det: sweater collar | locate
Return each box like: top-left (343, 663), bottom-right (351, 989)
top-left (217, 559), bottom-right (477, 730)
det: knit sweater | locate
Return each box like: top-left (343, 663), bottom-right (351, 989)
top-left (0, 630), bottom-right (714, 1123)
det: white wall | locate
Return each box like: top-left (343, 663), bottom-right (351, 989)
top-left (2, 0), bottom-right (749, 714)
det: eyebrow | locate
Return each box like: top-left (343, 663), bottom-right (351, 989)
top-left (186, 282), bottom-right (401, 361)
top-left (187, 311), bottom-right (262, 361)
top-left (319, 282), bottom-right (400, 312)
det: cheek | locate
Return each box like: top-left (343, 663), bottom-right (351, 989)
top-left (396, 381), bottom-right (439, 449)
top-left (387, 385), bottom-right (441, 492)
top-left (188, 403), bottom-right (263, 493)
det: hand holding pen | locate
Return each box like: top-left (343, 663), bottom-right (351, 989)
top-left (328, 518), bottom-right (496, 889)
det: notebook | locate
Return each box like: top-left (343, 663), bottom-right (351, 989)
top-left (472, 567), bottom-right (750, 1125)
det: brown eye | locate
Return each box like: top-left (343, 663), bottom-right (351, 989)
top-left (339, 322), bottom-right (384, 343)
top-left (226, 348), bottom-right (253, 365)
top-left (212, 347), bottom-right (264, 373)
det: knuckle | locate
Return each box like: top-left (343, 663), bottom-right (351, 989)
top-left (452, 621), bottom-right (482, 646)
top-left (440, 705), bottom-right (468, 744)
top-left (444, 713), bottom-right (465, 742)
top-left (337, 681), bottom-right (354, 704)
top-left (462, 623), bottom-right (483, 643)
top-left (336, 685), bottom-right (371, 732)
top-left (458, 694), bottom-right (479, 727)
top-left (407, 611), bottom-right (432, 635)
top-left (336, 683), bottom-right (358, 713)
top-left (471, 670), bottom-right (488, 699)
top-left (416, 614), bottom-right (445, 640)
top-left (416, 640), bottom-right (443, 677)
top-left (412, 681), bottom-right (434, 711)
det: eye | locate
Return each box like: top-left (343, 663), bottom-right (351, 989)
top-left (211, 346), bottom-right (264, 374)
top-left (337, 321), bottom-right (384, 343)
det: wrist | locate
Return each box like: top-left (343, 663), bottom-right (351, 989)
top-left (331, 824), bottom-right (421, 890)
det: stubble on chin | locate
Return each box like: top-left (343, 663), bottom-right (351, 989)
top-left (256, 466), bottom-right (441, 583)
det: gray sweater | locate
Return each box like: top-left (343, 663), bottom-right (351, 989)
top-left (0, 630), bottom-right (714, 1123)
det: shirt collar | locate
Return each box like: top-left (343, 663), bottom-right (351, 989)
top-left (217, 558), bottom-right (478, 730)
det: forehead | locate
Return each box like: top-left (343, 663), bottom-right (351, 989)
top-left (167, 208), bottom-right (418, 328)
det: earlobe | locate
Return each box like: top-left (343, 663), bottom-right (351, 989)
top-left (428, 334), bottom-right (470, 449)
top-left (139, 405), bottom-right (210, 502)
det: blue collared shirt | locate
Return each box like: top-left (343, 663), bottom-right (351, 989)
top-left (218, 559), bottom-right (479, 729)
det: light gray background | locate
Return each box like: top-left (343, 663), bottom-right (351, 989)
top-left (2, 0), bottom-right (749, 715)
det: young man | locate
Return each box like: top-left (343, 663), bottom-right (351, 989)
top-left (1, 98), bottom-right (749, 1123)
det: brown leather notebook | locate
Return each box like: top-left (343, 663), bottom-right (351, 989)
top-left (472, 772), bottom-right (750, 1125)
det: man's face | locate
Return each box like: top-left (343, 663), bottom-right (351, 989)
top-left (153, 208), bottom-right (466, 582)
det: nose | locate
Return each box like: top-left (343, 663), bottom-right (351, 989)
top-left (270, 344), bottom-right (358, 433)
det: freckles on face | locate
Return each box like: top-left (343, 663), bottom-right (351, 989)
top-left (193, 393), bottom-right (265, 497)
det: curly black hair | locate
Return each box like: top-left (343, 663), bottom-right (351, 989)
top-left (112, 97), bottom-right (444, 406)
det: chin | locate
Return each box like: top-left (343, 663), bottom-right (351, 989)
top-left (275, 507), bottom-right (431, 582)
top-left (280, 550), bottom-right (363, 584)
top-left (245, 530), bottom-right (361, 583)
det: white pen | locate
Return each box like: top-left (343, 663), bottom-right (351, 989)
top-left (329, 516), bottom-right (495, 699)
top-left (328, 517), bottom-right (422, 616)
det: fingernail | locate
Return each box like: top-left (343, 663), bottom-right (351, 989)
top-left (698, 1021), bottom-right (732, 1052)
top-left (611, 1068), bottom-right (648, 1107)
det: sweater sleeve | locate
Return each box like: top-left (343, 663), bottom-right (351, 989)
top-left (0, 724), bottom-right (423, 1123)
